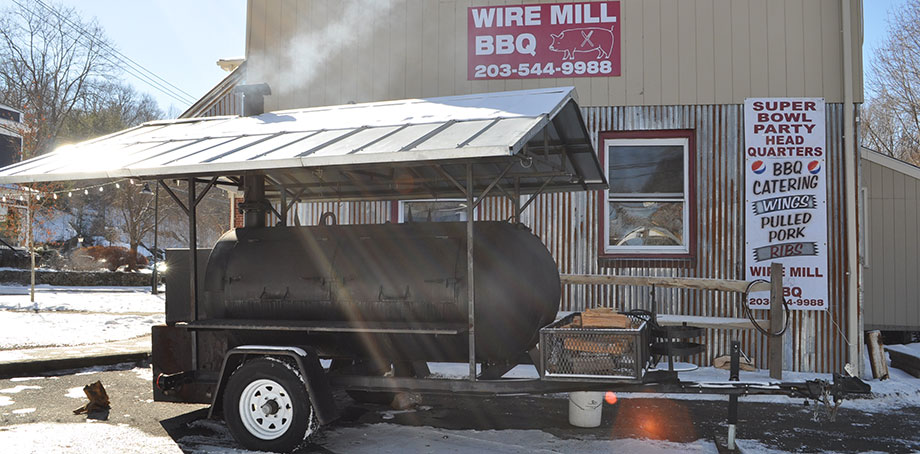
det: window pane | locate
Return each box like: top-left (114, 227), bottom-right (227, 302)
top-left (609, 201), bottom-right (684, 247)
top-left (405, 201), bottom-right (468, 222)
top-left (608, 145), bottom-right (684, 194)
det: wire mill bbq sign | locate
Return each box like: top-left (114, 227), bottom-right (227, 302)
top-left (467, 2), bottom-right (620, 80)
top-left (745, 98), bottom-right (829, 311)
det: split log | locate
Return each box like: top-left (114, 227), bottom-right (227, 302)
top-left (581, 308), bottom-right (631, 329)
top-left (866, 330), bottom-right (889, 380)
top-left (563, 337), bottom-right (629, 354)
top-left (713, 355), bottom-right (755, 372)
top-left (73, 380), bottom-right (110, 415)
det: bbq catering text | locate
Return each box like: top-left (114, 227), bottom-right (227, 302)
top-left (744, 98), bottom-right (830, 311)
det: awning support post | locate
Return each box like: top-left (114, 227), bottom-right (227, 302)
top-left (188, 177), bottom-right (198, 322)
top-left (466, 164), bottom-right (476, 381)
top-left (513, 177), bottom-right (521, 224)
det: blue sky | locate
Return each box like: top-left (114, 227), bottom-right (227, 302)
top-left (0, 0), bottom-right (247, 116)
top-left (0, 1), bottom-right (904, 114)
top-left (863, 0), bottom-right (906, 89)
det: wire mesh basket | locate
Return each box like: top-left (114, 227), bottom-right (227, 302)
top-left (540, 312), bottom-right (649, 382)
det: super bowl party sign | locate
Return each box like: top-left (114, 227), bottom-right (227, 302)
top-left (744, 98), bottom-right (829, 311)
top-left (468, 2), bottom-right (620, 80)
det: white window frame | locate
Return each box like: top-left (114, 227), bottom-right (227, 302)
top-left (603, 137), bottom-right (690, 255)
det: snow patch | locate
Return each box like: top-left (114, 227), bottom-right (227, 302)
top-left (0, 385), bottom-right (41, 394)
top-left (0, 311), bottom-right (162, 349)
top-left (11, 407), bottom-right (35, 414)
top-left (0, 423), bottom-right (180, 453)
top-left (133, 366), bottom-right (152, 382)
top-left (320, 423), bottom-right (720, 454)
top-left (9, 376), bottom-right (46, 382)
top-left (0, 284), bottom-right (163, 313)
top-left (66, 387), bottom-right (85, 399)
top-left (0, 395), bottom-right (12, 406)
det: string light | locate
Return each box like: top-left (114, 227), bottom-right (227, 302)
top-left (16, 178), bottom-right (173, 201)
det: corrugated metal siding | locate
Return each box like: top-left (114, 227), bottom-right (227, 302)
top-left (246, 0), bottom-right (863, 112)
top-left (576, 104), bottom-right (849, 373)
top-left (268, 201), bottom-right (392, 226)
top-left (201, 92), bottom-right (243, 117)
top-left (863, 158), bottom-right (920, 330)
top-left (279, 104), bottom-right (849, 373)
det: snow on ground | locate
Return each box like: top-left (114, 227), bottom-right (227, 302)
top-left (176, 418), bottom-right (720, 454)
top-left (0, 284), bottom-right (164, 313)
top-left (0, 423), bottom-right (182, 454)
top-left (0, 385), bottom-right (41, 394)
top-left (0, 284), bottom-right (163, 349)
top-left (314, 423), bottom-right (720, 454)
top-left (428, 354), bottom-right (920, 413)
top-left (0, 311), bottom-right (162, 349)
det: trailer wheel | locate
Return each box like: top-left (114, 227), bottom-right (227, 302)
top-left (223, 357), bottom-right (318, 453)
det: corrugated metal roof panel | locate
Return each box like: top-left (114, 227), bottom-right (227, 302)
top-left (0, 87), bottom-right (606, 202)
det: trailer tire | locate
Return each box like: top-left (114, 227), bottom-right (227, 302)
top-left (223, 357), bottom-right (318, 453)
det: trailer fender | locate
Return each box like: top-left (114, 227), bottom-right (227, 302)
top-left (208, 345), bottom-right (338, 425)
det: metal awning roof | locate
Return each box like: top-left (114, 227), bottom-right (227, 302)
top-left (0, 87), bottom-right (606, 202)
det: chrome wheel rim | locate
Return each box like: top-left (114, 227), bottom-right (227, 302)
top-left (238, 378), bottom-right (294, 440)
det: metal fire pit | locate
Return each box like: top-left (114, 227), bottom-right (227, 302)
top-left (540, 313), bottom-right (649, 382)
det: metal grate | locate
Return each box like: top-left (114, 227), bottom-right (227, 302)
top-left (540, 313), bottom-right (648, 382)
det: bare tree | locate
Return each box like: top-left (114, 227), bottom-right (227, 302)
top-left (864, 0), bottom-right (920, 164)
top-left (0, 1), bottom-right (113, 158)
top-left (113, 182), bottom-right (155, 271)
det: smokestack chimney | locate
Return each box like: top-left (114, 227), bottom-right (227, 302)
top-left (240, 175), bottom-right (267, 228)
top-left (235, 83), bottom-right (272, 117)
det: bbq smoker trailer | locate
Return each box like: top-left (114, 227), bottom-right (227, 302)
top-left (0, 88), bottom-right (868, 452)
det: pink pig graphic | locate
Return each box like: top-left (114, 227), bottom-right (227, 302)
top-left (549, 26), bottom-right (615, 60)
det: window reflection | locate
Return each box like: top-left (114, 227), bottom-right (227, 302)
top-left (609, 201), bottom-right (684, 246)
top-left (404, 200), bottom-right (468, 222)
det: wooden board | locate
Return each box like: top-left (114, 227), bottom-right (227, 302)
top-left (560, 274), bottom-right (771, 293)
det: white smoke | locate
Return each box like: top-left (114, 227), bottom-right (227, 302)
top-left (260, 0), bottom-right (395, 100)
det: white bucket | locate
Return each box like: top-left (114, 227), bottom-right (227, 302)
top-left (568, 391), bottom-right (604, 428)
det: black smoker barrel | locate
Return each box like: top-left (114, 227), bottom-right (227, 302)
top-left (201, 221), bottom-right (561, 362)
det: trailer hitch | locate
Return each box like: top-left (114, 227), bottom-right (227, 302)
top-left (794, 373), bottom-right (871, 421)
top-left (156, 371), bottom-right (198, 394)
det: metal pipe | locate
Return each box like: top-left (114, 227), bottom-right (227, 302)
top-left (27, 191), bottom-right (33, 303)
top-left (242, 175), bottom-right (266, 228)
top-left (842, 0), bottom-right (861, 376)
top-left (188, 178), bottom-right (198, 320)
top-left (152, 181), bottom-right (159, 295)
top-left (467, 164), bottom-right (476, 381)
top-left (187, 178), bottom-right (198, 371)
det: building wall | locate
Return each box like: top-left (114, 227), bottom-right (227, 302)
top-left (235, 0), bottom-right (863, 372)
top-left (245, 0), bottom-right (863, 112)
top-left (862, 151), bottom-right (920, 331)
